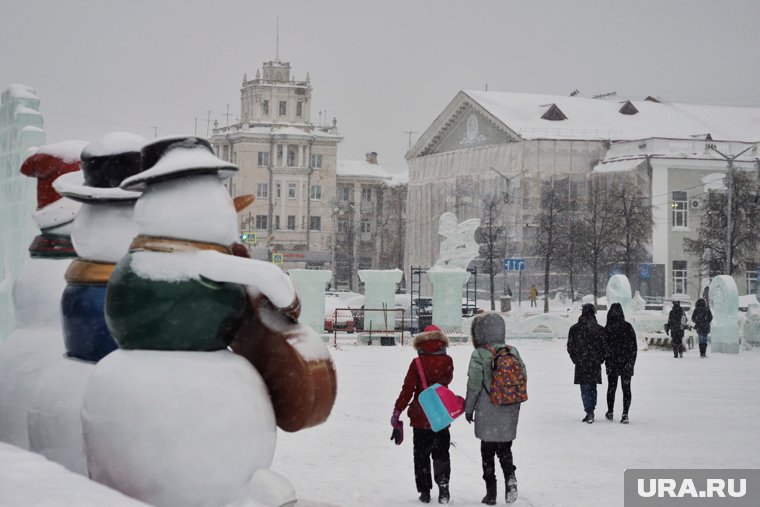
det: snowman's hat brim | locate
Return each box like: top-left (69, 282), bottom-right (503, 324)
top-left (53, 170), bottom-right (142, 203)
top-left (121, 145), bottom-right (237, 191)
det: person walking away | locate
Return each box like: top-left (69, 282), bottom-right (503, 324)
top-left (567, 303), bottom-right (605, 423)
top-left (691, 298), bottom-right (713, 358)
top-left (464, 313), bottom-right (526, 505)
top-left (392, 325), bottom-right (454, 504)
top-left (603, 303), bottom-right (637, 424)
top-left (665, 301), bottom-right (686, 358)
top-left (528, 285), bottom-right (538, 308)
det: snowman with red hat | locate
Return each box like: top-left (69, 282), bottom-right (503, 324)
top-left (0, 140), bottom-right (87, 450)
top-left (82, 136), bottom-right (336, 507)
top-left (25, 132), bottom-right (146, 475)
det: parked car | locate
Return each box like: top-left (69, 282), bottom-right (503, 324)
top-left (324, 308), bottom-right (355, 333)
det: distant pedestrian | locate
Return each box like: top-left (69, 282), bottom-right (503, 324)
top-left (665, 301), bottom-right (686, 358)
top-left (464, 313), bottom-right (525, 505)
top-left (691, 298), bottom-right (713, 358)
top-left (567, 303), bottom-right (605, 423)
top-left (392, 325), bottom-right (454, 504)
top-left (528, 285), bottom-right (538, 308)
top-left (603, 303), bottom-right (637, 424)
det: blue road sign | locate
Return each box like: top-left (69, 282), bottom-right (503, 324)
top-left (504, 258), bottom-right (525, 271)
top-left (639, 263), bottom-right (652, 280)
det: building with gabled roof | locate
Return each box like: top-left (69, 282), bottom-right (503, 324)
top-left (406, 90), bottom-right (760, 302)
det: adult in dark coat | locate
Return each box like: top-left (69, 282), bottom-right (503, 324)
top-left (665, 301), bottom-right (686, 358)
top-left (603, 303), bottom-right (637, 424)
top-left (567, 303), bottom-right (605, 423)
top-left (691, 298), bottom-right (713, 358)
top-left (392, 325), bottom-right (453, 504)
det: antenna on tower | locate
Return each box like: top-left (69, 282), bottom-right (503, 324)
top-left (275, 17), bottom-right (279, 61)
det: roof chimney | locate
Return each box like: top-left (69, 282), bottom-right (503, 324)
top-left (365, 151), bottom-right (378, 164)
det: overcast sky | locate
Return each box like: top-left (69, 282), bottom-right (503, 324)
top-left (1, 0), bottom-right (758, 174)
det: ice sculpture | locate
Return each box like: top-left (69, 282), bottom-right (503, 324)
top-left (606, 274), bottom-right (632, 318)
top-left (744, 304), bottom-right (760, 348)
top-left (631, 290), bottom-right (646, 313)
top-left (0, 84), bottom-right (46, 340)
top-left (428, 269), bottom-right (470, 331)
top-left (432, 212), bottom-right (481, 270)
top-left (289, 269), bottom-right (332, 332)
top-left (708, 275), bottom-right (739, 353)
top-left (358, 269), bottom-right (402, 333)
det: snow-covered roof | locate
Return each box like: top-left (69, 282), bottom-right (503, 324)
top-left (336, 160), bottom-right (392, 180)
top-left (462, 90), bottom-right (760, 142)
top-left (7, 83), bottom-right (39, 100)
top-left (214, 124), bottom-right (341, 139)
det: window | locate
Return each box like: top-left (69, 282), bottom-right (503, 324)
top-left (672, 191), bottom-right (688, 228)
top-left (222, 145), bottom-right (230, 161)
top-left (747, 264), bottom-right (759, 295)
top-left (310, 216), bottom-right (321, 231)
top-left (262, 100), bottom-right (269, 115)
top-left (279, 101), bottom-right (287, 116)
top-left (310, 154), bottom-right (323, 168)
top-left (338, 220), bottom-right (348, 233)
top-left (338, 186), bottom-right (351, 201)
top-left (361, 220), bottom-right (371, 233)
top-left (257, 151), bottom-right (269, 166)
top-left (310, 185), bottom-right (322, 200)
top-left (672, 260), bottom-right (688, 295)
top-left (255, 215), bottom-right (268, 230)
top-left (287, 148), bottom-right (296, 167)
top-left (275, 183), bottom-right (281, 198)
top-left (362, 187), bottom-right (372, 202)
top-left (256, 183), bottom-right (268, 198)
top-left (287, 215), bottom-right (296, 230)
top-left (288, 183), bottom-right (297, 199)
top-left (274, 216), bottom-right (280, 230)
top-left (296, 102), bottom-right (303, 117)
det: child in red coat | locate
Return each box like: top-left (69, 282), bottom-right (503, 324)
top-left (392, 325), bottom-right (454, 504)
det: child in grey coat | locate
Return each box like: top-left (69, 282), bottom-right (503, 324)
top-left (465, 313), bottom-right (526, 505)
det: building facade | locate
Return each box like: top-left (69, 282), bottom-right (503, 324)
top-left (211, 58), bottom-right (342, 270)
top-left (406, 91), bottom-right (760, 302)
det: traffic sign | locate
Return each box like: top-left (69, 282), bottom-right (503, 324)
top-left (504, 258), bottom-right (525, 271)
top-left (272, 253), bottom-right (284, 264)
top-left (240, 231), bottom-right (256, 245)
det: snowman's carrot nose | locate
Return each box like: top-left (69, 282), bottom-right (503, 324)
top-left (234, 194), bottom-right (255, 212)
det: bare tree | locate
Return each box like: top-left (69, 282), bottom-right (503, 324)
top-left (607, 175), bottom-right (654, 279)
top-left (377, 183), bottom-right (407, 270)
top-left (684, 168), bottom-right (760, 277)
top-left (555, 205), bottom-right (586, 303)
top-left (581, 175), bottom-right (618, 305)
top-left (476, 192), bottom-right (507, 310)
top-left (532, 178), bottom-right (567, 313)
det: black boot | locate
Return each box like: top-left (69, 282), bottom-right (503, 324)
top-left (506, 472), bottom-right (518, 503)
top-left (438, 484), bottom-right (449, 504)
top-left (419, 490), bottom-right (430, 503)
top-left (481, 479), bottom-right (497, 505)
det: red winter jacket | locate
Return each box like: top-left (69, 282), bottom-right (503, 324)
top-left (393, 329), bottom-right (454, 429)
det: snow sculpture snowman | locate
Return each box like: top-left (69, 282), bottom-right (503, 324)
top-left (26, 133), bottom-right (146, 474)
top-left (82, 137), bottom-right (336, 507)
top-left (0, 141), bottom-right (86, 449)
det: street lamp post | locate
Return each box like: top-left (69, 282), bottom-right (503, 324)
top-left (709, 145), bottom-right (753, 275)
top-left (490, 167), bottom-right (524, 297)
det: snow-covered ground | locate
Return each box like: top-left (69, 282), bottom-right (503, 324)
top-left (273, 338), bottom-right (760, 507)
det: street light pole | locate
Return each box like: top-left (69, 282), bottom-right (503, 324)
top-left (490, 167), bottom-right (524, 298)
top-left (709, 145), bottom-right (752, 275)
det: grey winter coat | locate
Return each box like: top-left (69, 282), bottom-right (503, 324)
top-left (464, 313), bottom-right (524, 443)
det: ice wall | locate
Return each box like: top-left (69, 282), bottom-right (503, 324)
top-left (0, 84), bottom-right (45, 340)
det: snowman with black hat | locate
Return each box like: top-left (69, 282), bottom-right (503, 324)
top-left (0, 140), bottom-right (86, 450)
top-left (25, 132), bottom-right (146, 475)
top-left (82, 136), bottom-right (334, 507)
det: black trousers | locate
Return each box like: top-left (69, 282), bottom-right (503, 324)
top-left (607, 374), bottom-right (632, 415)
top-left (481, 441), bottom-right (515, 484)
top-left (671, 337), bottom-right (683, 357)
top-left (413, 428), bottom-right (451, 492)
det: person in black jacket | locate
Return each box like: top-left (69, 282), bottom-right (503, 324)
top-left (567, 303), bottom-right (605, 423)
top-left (665, 301), bottom-right (686, 358)
top-left (603, 303), bottom-right (637, 424)
top-left (691, 298), bottom-right (713, 358)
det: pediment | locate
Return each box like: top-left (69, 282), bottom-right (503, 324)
top-left (414, 97), bottom-right (520, 157)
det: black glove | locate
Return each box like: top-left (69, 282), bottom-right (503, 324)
top-left (465, 412), bottom-right (474, 424)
